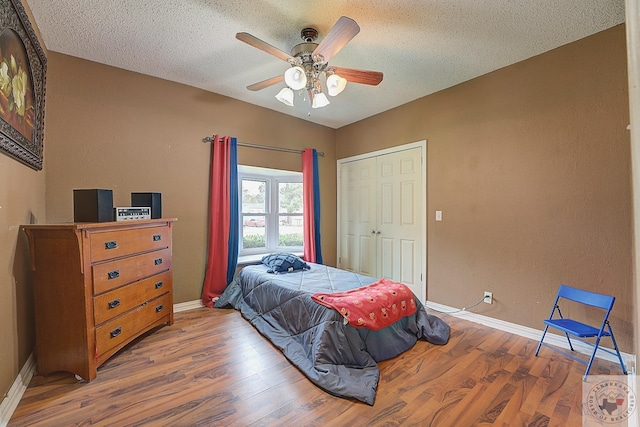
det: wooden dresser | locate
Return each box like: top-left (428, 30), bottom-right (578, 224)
top-left (22, 218), bottom-right (176, 381)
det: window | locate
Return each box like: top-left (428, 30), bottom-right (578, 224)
top-left (239, 166), bottom-right (303, 259)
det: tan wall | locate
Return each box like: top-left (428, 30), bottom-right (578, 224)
top-left (0, 157), bottom-right (44, 404)
top-left (43, 52), bottom-right (337, 305)
top-left (337, 25), bottom-right (633, 351)
top-left (0, 0), bottom-right (46, 404)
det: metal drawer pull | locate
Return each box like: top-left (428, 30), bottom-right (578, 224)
top-left (153, 234), bottom-right (161, 241)
top-left (108, 298), bottom-right (121, 309)
top-left (105, 240), bottom-right (118, 249)
top-left (110, 327), bottom-right (122, 338)
top-left (154, 258), bottom-right (163, 265)
top-left (107, 270), bottom-right (120, 280)
top-left (156, 304), bottom-right (164, 313)
top-left (155, 281), bottom-right (163, 289)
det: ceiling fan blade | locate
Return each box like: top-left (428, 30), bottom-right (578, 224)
top-left (247, 75), bottom-right (285, 91)
top-left (236, 32), bottom-right (295, 63)
top-left (331, 67), bottom-right (383, 86)
top-left (312, 16), bottom-right (360, 63)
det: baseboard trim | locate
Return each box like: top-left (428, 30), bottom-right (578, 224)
top-left (173, 299), bottom-right (205, 313)
top-left (0, 353), bottom-right (36, 427)
top-left (426, 301), bottom-right (636, 372)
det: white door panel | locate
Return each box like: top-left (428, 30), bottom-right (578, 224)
top-left (339, 157), bottom-right (376, 275)
top-left (376, 147), bottom-right (422, 298)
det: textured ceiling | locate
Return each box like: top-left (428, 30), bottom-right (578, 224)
top-left (25, 0), bottom-right (625, 129)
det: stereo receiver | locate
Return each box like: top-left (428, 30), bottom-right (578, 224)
top-left (115, 207), bottom-right (151, 221)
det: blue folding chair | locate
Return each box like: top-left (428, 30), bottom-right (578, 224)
top-left (535, 284), bottom-right (627, 380)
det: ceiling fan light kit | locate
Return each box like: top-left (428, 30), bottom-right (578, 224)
top-left (275, 87), bottom-right (294, 106)
top-left (284, 66), bottom-right (307, 90)
top-left (326, 73), bottom-right (347, 96)
top-left (237, 16), bottom-right (383, 109)
top-left (311, 92), bottom-right (330, 109)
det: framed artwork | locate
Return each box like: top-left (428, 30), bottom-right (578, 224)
top-left (0, 0), bottom-right (46, 170)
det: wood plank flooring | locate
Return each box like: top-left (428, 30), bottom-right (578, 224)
top-left (9, 307), bottom-right (623, 426)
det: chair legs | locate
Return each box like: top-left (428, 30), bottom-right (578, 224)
top-left (584, 335), bottom-right (604, 381)
top-left (607, 325), bottom-right (628, 376)
top-left (563, 333), bottom-right (575, 351)
top-left (535, 325), bottom-right (549, 356)
top-left (537, 327), bottom-right (628, 381)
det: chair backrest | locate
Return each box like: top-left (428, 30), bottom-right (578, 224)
top-left (557, 284), bottom-right (615, 311)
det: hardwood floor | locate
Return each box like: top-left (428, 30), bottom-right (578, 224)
top-left (9, 307), bottom-right (622, 426)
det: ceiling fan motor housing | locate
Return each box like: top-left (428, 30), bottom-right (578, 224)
top-left (290, 42), bottom-right (318, 59)
top-left (290, 45), bottom-right (327, 89)
top-left (293, 27), bottom-right (329, 67)
top-left (300, 27), bottom-right (318, 43)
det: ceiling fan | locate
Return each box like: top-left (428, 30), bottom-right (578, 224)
top-left (236, 16), bottom-right (383, 109)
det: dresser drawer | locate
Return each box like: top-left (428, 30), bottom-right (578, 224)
top-left (89, 225), bottom-right (171, 263)
top-left (95, 293), bottom-right (172, 357)
top-left (93, 271), bottom-right (172, 325)
top-left (92, 248), bottom-right (171, 295)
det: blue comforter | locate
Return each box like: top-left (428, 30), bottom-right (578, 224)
top-left (214, 263), bottom-right (449, 405)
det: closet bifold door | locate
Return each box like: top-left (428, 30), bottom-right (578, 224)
top-left (338, 144), bottom-right (425, 302)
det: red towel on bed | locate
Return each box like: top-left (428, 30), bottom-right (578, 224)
top-left (311, 278), bottom-right (417, 330)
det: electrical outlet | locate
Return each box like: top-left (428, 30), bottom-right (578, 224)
top-left (483, 291), bottom-right (493, 304)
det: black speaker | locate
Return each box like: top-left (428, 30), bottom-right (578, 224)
top-left (131, 192), bottom-right (162, 219)
top-left (73, 189), bottom-right (114, 222)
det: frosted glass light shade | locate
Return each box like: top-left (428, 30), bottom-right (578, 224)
top-left (311, 92), bottom-right (330, 108)
top-left (326, 74), bottom-right (347, 96)
top-left (275, 87), bottom-right (294, 106)
top-left (284, 66), bottom-right (307, 90)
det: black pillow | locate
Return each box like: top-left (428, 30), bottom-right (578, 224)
top-left (261, 253), bottom-right (310, 274)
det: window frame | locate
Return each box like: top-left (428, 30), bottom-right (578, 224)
top-left (238, 166), bottom-right (303, 259)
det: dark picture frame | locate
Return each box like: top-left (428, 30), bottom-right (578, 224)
top-left (0, 0), bottom-right (46, 170)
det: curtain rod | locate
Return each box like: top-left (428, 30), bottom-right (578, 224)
top-left (202, 135), bottom-right (324, 157)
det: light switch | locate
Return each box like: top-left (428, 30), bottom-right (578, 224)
top-left (435, 210), bottom-right (442, 221)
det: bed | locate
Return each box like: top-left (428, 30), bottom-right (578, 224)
top-left (214, 260), bottom-right (450, 405)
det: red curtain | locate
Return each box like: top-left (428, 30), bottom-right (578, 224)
top-left (201, 135), bottom-right (237, 307)
top-left (302, 148), bottom-right (322, 263)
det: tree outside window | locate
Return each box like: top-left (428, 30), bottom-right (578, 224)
top-left (278, 182), bottom-right (303, 247)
